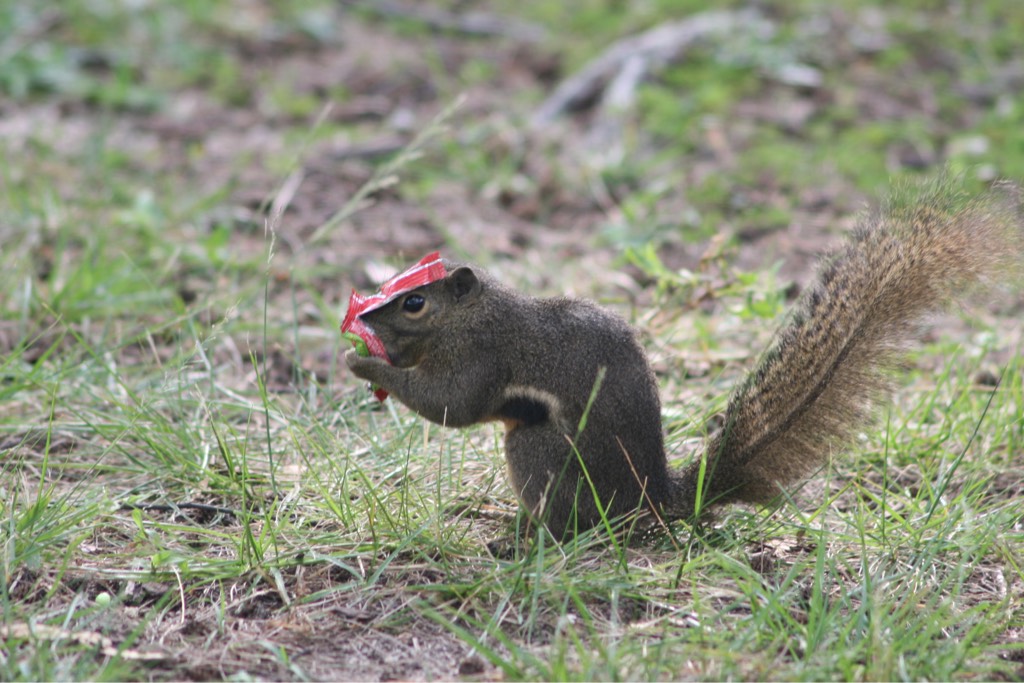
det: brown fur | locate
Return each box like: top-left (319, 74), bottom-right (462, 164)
top-left (346, 263), bottom-right (669, 537)
top-left (347, 179), bottom-right (1023, 538)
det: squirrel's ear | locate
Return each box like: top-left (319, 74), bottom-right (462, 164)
top-left (449, 267), bottom-right (481, 302)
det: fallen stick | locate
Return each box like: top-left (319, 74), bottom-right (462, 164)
top-left (530, 9), bottom-right (773, 128)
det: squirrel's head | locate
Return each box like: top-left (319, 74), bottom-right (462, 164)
top-left (358, 265), bottom-right (482, 368)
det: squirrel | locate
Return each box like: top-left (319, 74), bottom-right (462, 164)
top-left (345, 178), bottom-right (1023, 539)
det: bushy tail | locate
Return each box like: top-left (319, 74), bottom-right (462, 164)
top-left (670, 178), bottom-right (1023, 517)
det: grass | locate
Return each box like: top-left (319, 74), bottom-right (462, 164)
top-left (2, 0), bottom-right (1024, 680)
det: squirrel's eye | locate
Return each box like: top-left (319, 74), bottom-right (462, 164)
top-left (402, 294), bottom-right (426, 313)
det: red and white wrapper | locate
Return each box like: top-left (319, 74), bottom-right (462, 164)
top-left (341, 252), bottom-right (447, 401)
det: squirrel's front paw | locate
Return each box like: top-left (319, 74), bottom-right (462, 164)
top-left (345, 348), bottom-right (388, 378)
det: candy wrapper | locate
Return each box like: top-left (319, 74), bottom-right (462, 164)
top-left (341, 252), bottom-right (447, 401)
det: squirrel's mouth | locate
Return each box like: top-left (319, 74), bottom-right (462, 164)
top-left (387, 352), bottom-right (418, 368)
top-left (387, 344), bottom-right (432, 369)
